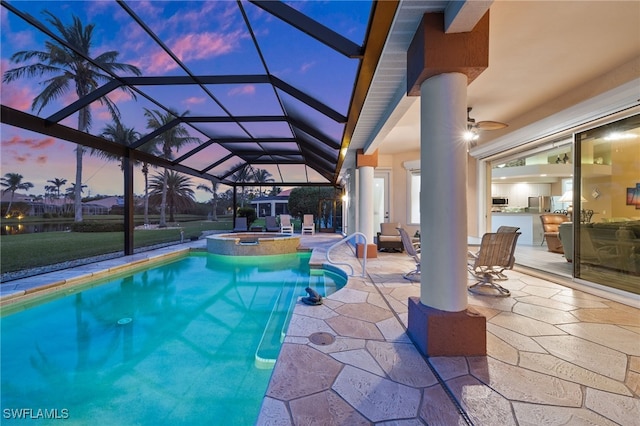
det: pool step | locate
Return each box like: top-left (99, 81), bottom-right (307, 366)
top-left (254, 273), bottom-right (332, 369)
top-left (254, 277), bottom-right (303, 369)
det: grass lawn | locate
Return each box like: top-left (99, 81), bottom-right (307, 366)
top-left (1, 219), bottom-right (232, 274)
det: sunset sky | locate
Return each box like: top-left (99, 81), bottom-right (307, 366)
top-left (1, 0), bottom-right (372, 202)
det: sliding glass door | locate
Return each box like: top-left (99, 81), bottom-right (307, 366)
top-left (575, 114), bottom-right (640, 294)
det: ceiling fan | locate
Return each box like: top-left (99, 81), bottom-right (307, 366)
top-left (467, 107), bottom-right (508, 131)
top-left (465, 107), bottom-right (508, 144)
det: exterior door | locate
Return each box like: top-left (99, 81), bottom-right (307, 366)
top-left (374, 171), bottom-right (390, 228)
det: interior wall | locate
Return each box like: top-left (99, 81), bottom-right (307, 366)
top-left (378, 149), bottom-right (481, 237)
top-left (378, 150), bottom-right (420, 236)
top-left (467, 155), bottom-right (479, 236)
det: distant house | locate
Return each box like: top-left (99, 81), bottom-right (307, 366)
top-left (250, 189), bottom-right (290, 218)
top-left (1, 193), bottom-right (120, 216)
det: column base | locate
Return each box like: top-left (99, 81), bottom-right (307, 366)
top-left (407, 297), bottom-right (486, 356)
top-left (356, 243), bottom-right (378, 259)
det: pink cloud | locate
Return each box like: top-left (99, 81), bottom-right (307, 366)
top-left (135, 1), bottom-right (164, 17)
top-left (228, 85), bottom-right (256, 97)
top-left (146, 49), bottom-right (179, 74)
top-left (107, 90), bottom-right (134, 104)
top-left (92, 89), bottom-right (134, 120)
top-left (0, 82), bottom-right (33, 111)
top-left (97, 110), bottom-right (113, 121)
top-left (171, 31), bottom-right (239, 63)
top-left (7, 30), bottom-right (35, 50)
top-left (300, 61), bottom-right (316, 74)
top-left (2, 135), bottom-right (56, 150)
top-left (164, 2), bottom-right (236, 34)
top-left (1, 59), bottom-right (35, 111)
top-left (183, 97), bottom-right (206, 105)
top-left (144, 30), bottom-right (242, 74)
top-left (36, 155), bottom-right (48, 164)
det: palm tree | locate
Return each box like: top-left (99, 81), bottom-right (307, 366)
top-left (45, 177), bottom-right (67, 214)
top-left (94, 119), bottom-right (160, 226)
top-left (2, 10), bottom-right (141, 223)
top-left (65, 183), bottom-right (87, 199)
top-left (1, 173), bottom-right (34, 216)
top-left (138, 148), bottom-right (160, 227)
top-left (230, 163), bottom-right (254, 207)
top-left (197, 181), bottom-right (219, 221)
top-left (94, 121), bottom-right (140, 170)
top-left (253, 168), bottom-right (275, 198)
top-left (143, 108), bottom-right (200, 227)
top-left (148, 170), bottom-right (196, 223)
top-left (46, 177), bottom-right (67, 199)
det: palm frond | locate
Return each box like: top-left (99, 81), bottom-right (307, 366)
top-left (32, 75), bottom-right (72, 113)
top-left (2, 63), bottom-right (65, 83)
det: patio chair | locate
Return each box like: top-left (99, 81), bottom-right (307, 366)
top-left (497, 226), bottom-right (520, 233)
top-left (467, 231), bottom-right (521, 297)
top-left (233, 217), bottom-right (248, 232)
top-left (265, 216), bottom-right (279, 232)
top-left (494, 225), bottom-right (520, 278)
top-left (377, 222), bottom-right (403, 252)
top-left (280, 214), bottom-right (294, 234)
top-left (301, 214), bottom-right (315, 235)
top-left (397, 227), bottom-right (420, 281)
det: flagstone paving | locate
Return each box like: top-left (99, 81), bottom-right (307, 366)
top-left (257, 235), bottom-right (640, 425)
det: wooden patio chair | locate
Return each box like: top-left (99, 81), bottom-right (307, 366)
top-left (468, 231), bottom-right (521, 297)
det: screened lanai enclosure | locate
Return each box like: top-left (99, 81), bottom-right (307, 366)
top-left (1, 0), bottom-right (395, 257)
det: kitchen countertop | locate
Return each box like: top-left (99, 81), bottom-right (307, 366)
top-left (492, 211), bottom-right (549, 214)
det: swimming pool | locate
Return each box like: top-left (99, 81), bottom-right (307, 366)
top-left (1, 252), bottom-right (346, 425)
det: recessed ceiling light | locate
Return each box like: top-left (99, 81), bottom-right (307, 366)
top-left (604, 132), bottom-right (637, 141)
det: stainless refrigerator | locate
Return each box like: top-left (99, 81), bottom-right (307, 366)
top-left (528, 196), bottom-right (551, 213)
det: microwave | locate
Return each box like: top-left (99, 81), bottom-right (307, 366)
top-left (492, 197), bottom-right (508, 206)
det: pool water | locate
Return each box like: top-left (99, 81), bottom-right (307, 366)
top-left (1, 252), bottom-right (345, 425)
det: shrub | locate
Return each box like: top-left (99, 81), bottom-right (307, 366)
top-left (70, 222), bottom-right (124, 232)
top-left (237, 206), bottom-right (257, 226)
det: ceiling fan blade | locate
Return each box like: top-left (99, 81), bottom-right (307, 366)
top-left (476, 120), bottom-right (508, 131)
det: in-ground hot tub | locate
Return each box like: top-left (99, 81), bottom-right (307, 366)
top-left (207, 232), bottom-right (301, 256)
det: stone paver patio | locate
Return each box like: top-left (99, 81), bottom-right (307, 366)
top-left (2, 234), bottom-right (638, 425)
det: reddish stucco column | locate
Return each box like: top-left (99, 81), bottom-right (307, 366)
top-left (357, 149), bottom-right (378, 255)
top-left (406, 12), bottom-right (489, 356)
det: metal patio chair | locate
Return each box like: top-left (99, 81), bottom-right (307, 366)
top-left (233, 217), bottom-right (248, 232)
top-left (398, 227), bottom-right (421, 281)
top-left (265, 216), bottom-right (279, 232)
top-left (468, 231), bottom-right (521, 297)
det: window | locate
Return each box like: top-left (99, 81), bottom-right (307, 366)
top-left (409, 171), bottom-right (420, 224)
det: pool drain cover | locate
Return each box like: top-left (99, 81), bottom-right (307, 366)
top-left (117, 318), bottom-right (133, 325)
top-left (309, 332), bottom-right (335, 346)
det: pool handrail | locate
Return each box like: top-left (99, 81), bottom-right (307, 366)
top-left (326, 232), bottom-right (367, 277)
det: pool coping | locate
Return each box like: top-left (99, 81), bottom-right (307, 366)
top-left (0, 244), bottom-right (197, 306)
top-left (0, 235), bottom-right (344, 307)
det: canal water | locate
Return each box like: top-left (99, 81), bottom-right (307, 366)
top-left (1, 222), bottom-right (74, 235)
